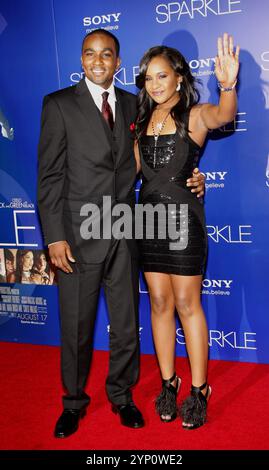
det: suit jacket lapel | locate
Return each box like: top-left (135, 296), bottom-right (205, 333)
top-left (114, 88), bottom-right (128, 166)
top-left (74, 81), bottom-right (131, 166)
top-left (74, 79), bottom-right (112, 147)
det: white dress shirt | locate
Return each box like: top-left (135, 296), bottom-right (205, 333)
top-left (85, 76), bottom-right (116, 120)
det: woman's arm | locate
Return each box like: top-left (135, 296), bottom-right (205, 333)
top-left (134, 140), bottom-right (141, 174)
top-left (200, 33), bottom-right (240, 130)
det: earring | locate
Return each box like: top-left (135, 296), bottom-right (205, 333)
top-left (176, 83), bottom-right (181, 92)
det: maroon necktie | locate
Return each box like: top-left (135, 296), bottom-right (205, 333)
top-left (101, 91), bottom-right (114, 130)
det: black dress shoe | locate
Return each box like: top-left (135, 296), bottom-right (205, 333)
top-left (112, 402), bottom-right (144, 428)
top-left (54, 408), bottom-right (86, 438)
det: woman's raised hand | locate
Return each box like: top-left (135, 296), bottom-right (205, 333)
top-left (215, 33), bottom-right (240, 87)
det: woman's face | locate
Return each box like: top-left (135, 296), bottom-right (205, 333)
top-left (38, 253), bottom-right (47, 271)
top-left (145, 56), bottom-right (182, 106)
top-left (22, 251), bottom-right (34, 271)
top-left (6, 259), bottom-right (14, 273)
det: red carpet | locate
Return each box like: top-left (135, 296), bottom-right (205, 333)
top-left (0, 342), bottom-right (268, 450)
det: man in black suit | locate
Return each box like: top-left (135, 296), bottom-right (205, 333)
top-left (38, 29), bottom-right (142, 437)
top-left (38, 29), bottom-right (205, 438)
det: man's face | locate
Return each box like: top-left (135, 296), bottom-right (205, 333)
top-left (81, 33), bottom-right (121, 89)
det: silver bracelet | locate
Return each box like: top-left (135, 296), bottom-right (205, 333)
top-left (218, 80), bottom-right (237, 92)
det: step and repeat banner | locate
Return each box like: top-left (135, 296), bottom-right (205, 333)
top-left (0, 0), bottom-right (269, 363)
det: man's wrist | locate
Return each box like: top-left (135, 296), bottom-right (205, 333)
top-left (48, 240), bottom-right (65, 247)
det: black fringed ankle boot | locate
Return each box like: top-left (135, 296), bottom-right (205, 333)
top-left (155, 372), bottom-right (181, 423)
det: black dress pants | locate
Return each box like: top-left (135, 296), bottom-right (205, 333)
top-left (57, 237), bottom-right (140, 410)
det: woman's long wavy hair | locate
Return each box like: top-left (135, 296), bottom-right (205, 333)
top-left (136, 46), bottom-right (200, 140)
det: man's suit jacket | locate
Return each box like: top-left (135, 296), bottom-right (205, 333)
top-left (38, 79), bottom-right (138, 263)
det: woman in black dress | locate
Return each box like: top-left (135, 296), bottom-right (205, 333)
top-left (134, 33), bottom-right (240, 429)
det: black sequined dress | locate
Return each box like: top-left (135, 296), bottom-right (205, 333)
top-left (138, 112), bottom-right (207, 276)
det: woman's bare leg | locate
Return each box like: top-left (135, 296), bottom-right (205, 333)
top-left (145, 272), bottom-right (178, 419)
top-left (170, 274), bottom-right (209, 426)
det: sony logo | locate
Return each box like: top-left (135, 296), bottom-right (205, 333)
top-left (189, 57), bottom-right (216, 70)
top-left (202, 279), bottom-right (233, 289)
top-left (83, 13), bottom-right (121, 26)
top-left (202, 171), bottom-right (227, 181)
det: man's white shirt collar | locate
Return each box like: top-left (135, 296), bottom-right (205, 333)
top-left (85, 77), bottom-right (116, 119)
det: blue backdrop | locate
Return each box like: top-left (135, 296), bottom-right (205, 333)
top-left (1, 0), bottom-right (269, 363)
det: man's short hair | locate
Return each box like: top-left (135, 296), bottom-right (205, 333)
top-left (81, 29), bottom-right (120, 57)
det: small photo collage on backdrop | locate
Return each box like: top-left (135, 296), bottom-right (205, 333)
top-left (0, 248), bottom-right (56, 285)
